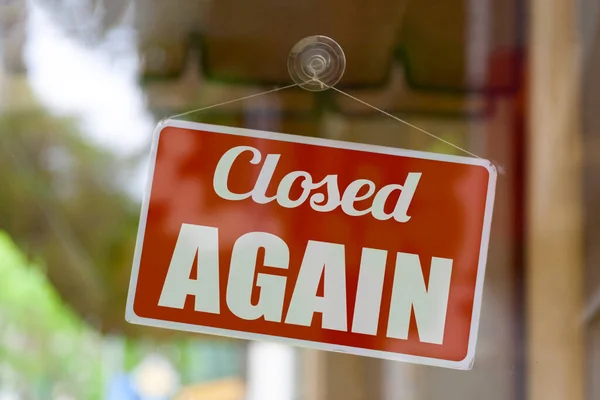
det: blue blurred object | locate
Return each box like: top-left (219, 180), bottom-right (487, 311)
top-left (106, 374), bottom-right (139, 400)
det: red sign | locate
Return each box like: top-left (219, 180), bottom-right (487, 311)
top-left (126, 120), bottom-right (496, 370)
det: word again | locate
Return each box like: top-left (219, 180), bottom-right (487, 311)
top-left (213, 146), bottom-right (422, 223)
top-left (158, 223), bottom-right (453, 345)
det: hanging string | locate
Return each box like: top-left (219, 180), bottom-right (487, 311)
top-left (168, 83), bottom-right (300, 120)
top-left (328, 86), bottom-right (482, 159)
top-left (168, 79), bottom-right (483, 160)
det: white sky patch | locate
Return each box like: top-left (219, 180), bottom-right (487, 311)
top-left (22, 2), bottom-right (155, 199)
top-left (23, 2), bottom-right (153, 159)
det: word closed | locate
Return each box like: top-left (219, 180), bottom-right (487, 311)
top-left (126, 120), bottom-right (497, 370)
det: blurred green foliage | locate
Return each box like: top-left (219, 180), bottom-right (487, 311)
top-left (0, 104), bottom-right (243, 397)
top-left (0, 106), bottom-right (140, 330)
top-left (0, 230), bottom-right (104, 399)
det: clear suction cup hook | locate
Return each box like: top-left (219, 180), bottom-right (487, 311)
top-left (288, 35), bottom-right (346, 92)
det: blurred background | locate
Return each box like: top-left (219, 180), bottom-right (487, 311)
top-left (0, 0), bottom-right (598, 399)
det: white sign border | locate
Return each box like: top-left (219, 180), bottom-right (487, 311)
top-left (125, 118), bottom-right (497, 371)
